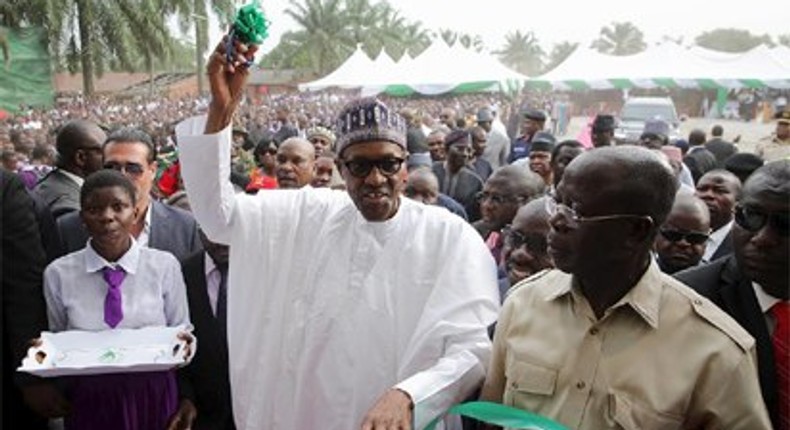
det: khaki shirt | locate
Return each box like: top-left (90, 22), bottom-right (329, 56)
top-left (756, 137), bottom-right (790, 162)
top-left (481, 262), bottom-right (771, 430)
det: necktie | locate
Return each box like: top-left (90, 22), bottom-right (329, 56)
top-left (773, 302), bottom-right (789, 430)
top-left (102, 266), bottom-right (126, 328)
top-left (216, 264), bottom-right (228, 336)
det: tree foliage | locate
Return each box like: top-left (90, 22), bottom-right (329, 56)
top-left (695, 28), bottom-right (774, 52)
top-left (543, 41), bottom-right (577, 74)
top-left (494, 30), bottom-right (545, 76)
top-left (591, 21), bottom-right (646, 55)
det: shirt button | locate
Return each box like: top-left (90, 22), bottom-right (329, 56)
top-left (693, 299), bottom-right (703, 306)
top-left (589, 327), bottom-right (599, 335)
top-left (576, 381), bottom-right (586, 390)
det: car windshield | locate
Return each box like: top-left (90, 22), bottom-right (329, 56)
top-left (621, 103), bottom-right (677, 123)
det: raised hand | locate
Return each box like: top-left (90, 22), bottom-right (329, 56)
top-left (204, 35), bottom-right (259, 134)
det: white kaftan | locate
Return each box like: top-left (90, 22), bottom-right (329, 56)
top-left (176, 116), bottom-right (500, 430)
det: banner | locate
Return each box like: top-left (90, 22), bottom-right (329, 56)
top-left (0, 26), bottom-right (54, 113)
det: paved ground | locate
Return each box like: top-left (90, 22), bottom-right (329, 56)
top-left (560, 116), bottom-right (776, 153)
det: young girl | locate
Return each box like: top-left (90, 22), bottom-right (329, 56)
top-left (43, 169), bottom-right (190, 429)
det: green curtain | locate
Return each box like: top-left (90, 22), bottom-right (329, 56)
top-left (0, 26), bottom-right (54, 113)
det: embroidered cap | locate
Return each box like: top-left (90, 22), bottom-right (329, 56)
top-left (335, 98), bottom-right (407, 155)
top-left (306, 126), bottom-right (336, 144)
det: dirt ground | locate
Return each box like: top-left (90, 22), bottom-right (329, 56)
top-left (560, 116), bottom-right (777, 154)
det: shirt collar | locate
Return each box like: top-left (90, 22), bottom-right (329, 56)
top-left (143, 201), bottom-right (153, 230)
top-left (204, 252), bottom-right (217, 278)
top-left (545, 260), bottom-right (662, 329)
top-left (59, 169), bottom-right (84, 187)
top-left (708, 219), bottom-right (733, 245)
top-left (752, 282), bottom-right (783, 313)
top-left (84, 236), bottom-right (141, 275)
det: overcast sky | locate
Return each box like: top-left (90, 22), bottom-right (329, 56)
top-left (201, 0), bottom-right (788, 55)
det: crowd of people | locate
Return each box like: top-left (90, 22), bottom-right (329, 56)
top-left (1, 37), bottom-right (789, 430)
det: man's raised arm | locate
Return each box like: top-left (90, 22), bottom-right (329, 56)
top-left (176, 38), bottom-right (258, 244)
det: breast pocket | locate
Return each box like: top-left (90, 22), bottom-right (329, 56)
top-left (608, 392), bottom-right (683, 430)
top-left (503, 355), bottom-right (558, 413)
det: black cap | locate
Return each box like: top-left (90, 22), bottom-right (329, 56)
top-left (530, 132), bottom-right (556, 152)
top-left (444, 129), bottom-right (472, 148)
top-left (592, 114), bottom-right (615, 132)
top-left (523, 108), bottom-right (546, 122)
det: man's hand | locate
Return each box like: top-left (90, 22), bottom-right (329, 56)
top-left (204, 35), bottom-right (259, 134)
top-left (21, 382), bottom-right (70, 418)
top-left (177, 331), bottom-right (195, 362)
top-left (361, 388), bottom-right (414, 430)
top-left (166, 399), bottom-right (197, 430)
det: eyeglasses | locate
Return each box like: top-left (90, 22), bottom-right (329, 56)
top-left (475, 191), bottom-right (523, 205)
top-left (659, 229), bottom-right (710, 245)
top-left (734, 205), bottom-right (790, 236)
top-left (104, 161), bottom-right (146, 177)
top-left (342, 157), bottom-right (405, 178)
top-left (545, 192), bottom-right (653, 226)
top-left (502, 226), bottom-right (548, 254)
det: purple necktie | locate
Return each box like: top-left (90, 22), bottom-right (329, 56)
top-left (102, 266), bottom-right (126, 328)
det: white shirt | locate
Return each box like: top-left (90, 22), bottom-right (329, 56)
top-left (176, 116), bottom-right (500, 430)
top-left (204, 253), bottom-right (221, 316)
top-left (753, 282), bottom-right (783, 335)
top-left (43, 237), bottom-right (190, 331)
top-left (482, 127), bottom-right (511, 169)
top-left (136, 202), bottom-right (153, 247)
top-left (703, 219), bottom-right (733, 262)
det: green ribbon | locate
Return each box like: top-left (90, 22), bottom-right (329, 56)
top-left (423, 401), bottom-right (569, 430)
top-left (233, 2), bottom-right (269, 45)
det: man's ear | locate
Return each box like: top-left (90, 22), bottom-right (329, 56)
top-left (626, 217), bottom-right (655, 248)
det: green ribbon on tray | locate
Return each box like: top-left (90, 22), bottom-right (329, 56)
top-left (423, 401), bottom-right (569, 430)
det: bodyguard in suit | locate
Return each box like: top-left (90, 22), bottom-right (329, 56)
top-left (695, 169), bottom-right (741, 263)
top-left (55, 128), bottom-right (201, 262)
top-left (180, 231), bottom-right (234, 430)
top-left (705, 124), bottom-right (738, 167)
top-left (676, 160), bottom-right (790, 430)
top-left (34, 120), bottom-right (106, 218)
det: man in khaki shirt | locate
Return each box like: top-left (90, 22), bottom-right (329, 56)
top-left (756, 110), bottom-right (790, 162)
top-left (481, 146), bottom-right (771, 429)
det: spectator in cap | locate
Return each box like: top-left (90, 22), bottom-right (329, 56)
top-left (526, 132), bottom-right (556, 186)
top-left (178, 48), bottom-right (499, 429)
top-left (724, 153), bottom-right (764, 185)
top-left (405, 167), bottom-right (468, 220)
top-left (591, 114), bottom-right (615, 148)
top-left (469, 126), bottom-right (493, 181)
top-left (507, 108), bottom-right (546, 164)
top-left (756, 110), bottom-right (790, 162)
top-left (306, 126), bottom-right (336, 156)
top-left (639, 119), bottom-right (670, 150)
top-left (477, 107), bottom-right (510, 168)
top-left (683, 128), bottom-right (717, 184)
top-left (654, 193), bottom-right (711, 274)
top-left (705, 124), bottom-right (738, 167)
top-left (432, 129), bottom-right (485, 221)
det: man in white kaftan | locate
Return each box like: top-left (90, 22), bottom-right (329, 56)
top-left (175, 41), bottom-right (500, 430)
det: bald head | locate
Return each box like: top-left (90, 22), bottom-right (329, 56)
top-left (488, 165), bottom-right (545, 200)
top-left (670, 193), bottom-right (710, 224)
top-left (55, 120), bottom-right (106, 165)
top-left (406, 168), bottom-right (440, 204)
top-left (743, 160), bottom-right (790, 199)
top-left (564, 145), bottom-right (677, 228)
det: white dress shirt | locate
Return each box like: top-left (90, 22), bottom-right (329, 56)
top-left (204, 252), bottom-right (221, 316)
top-left (176, 116), bottom-right (500, 430)
top-left (135, 202), bottom-right (153, 247)
top-left (43, 237), bottom-right (190, 331)
top-left (753, 282), bottom-right (783, 335)
top-left (703, 219), bottom-right (733, 262)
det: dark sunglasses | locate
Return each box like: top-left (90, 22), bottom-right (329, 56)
top-left (104, 161), bottom-right (146, 177)
top-left (342, 157), bottom-right (405, 178)
top-left (734, 205), bottom-right (790, 236)
top-left (502, 226), bottom-right (548, 254)
top-left (659, 229), bottom-right (710, 245)
top-left (476, 191), bottom-right (523, 205)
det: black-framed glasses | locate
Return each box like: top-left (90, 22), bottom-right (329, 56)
top-left (502, 225), bottom-right (548, 254)
top-left (342, 157), bottom-right (405, 178)
top-left (734, 205), bottom-right (790, 236)
top-left (104, 161), bottom-right (146, 177)
top-left (659, 229), bottom-right (710, 245)
top-left (475, 191), bottom-right (523, 205)
top-left (545, 191), bottom-right (653, 226)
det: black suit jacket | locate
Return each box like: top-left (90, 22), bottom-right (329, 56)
top-left (32, 168), bottom-right (81, 219)
top-left (55, 199), bottom-right (202, 262)
top-left (432, 163), bottom-right (484, 222)
top-left (709, 230), bottom-right (733, 262)
top-left (683, 146), bottom-right (718, 183)
top-left (1, 172), bottom-right (50, 429)
top-left (675, 257), bottom-right (779, 428)
top-left (180, 252), bottom-right (235, 430)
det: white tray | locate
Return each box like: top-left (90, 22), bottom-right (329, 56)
top-left (17, 325), bottom-right (195, 377)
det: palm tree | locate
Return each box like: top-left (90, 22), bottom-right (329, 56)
top-left (495, 30), bottom-right (544, 76)
top-left (399, 22), bottom-right (430, 58)
top-left (165, 0), bottom-right (234, 95)
top-left (543, 41), bottom-right (577, 73)
top-left (591, 22), bottom-right (646, 55)
top-left (283, 0), bottom-right (355, 74)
